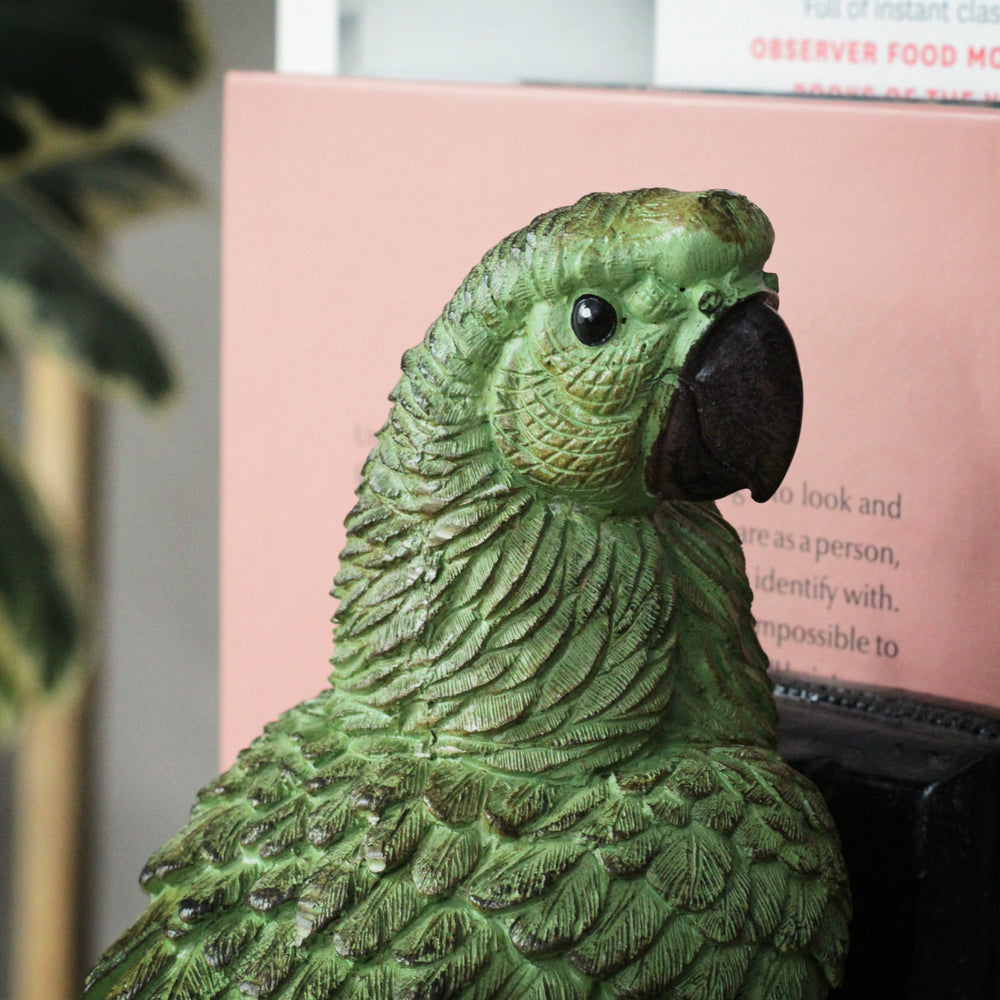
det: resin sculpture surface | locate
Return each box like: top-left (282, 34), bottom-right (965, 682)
top-left (86, 190), bottom-right (849, 1000)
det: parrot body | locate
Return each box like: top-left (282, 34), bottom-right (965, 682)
top-left (86, 190), bottom-right (849, 1000)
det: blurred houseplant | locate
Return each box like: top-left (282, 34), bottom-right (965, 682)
top-left (0, 2), bottom-right (206, 997)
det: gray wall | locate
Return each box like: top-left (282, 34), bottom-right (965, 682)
top-left (91, 0), bottom-right (275, 957)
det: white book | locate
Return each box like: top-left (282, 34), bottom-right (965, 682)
top-left (654, 0), bottom-right (1000, 103)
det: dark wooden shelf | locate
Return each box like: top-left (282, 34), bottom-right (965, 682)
top-left (776, 675), bottom-right (1000, 999)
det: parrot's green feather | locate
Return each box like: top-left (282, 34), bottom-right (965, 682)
top-left (86, 189), bottom-right (848, 1000)
top-left (88, 704), bottom-right (846, 999)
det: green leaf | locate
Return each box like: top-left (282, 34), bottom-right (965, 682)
top-left (0, 0), bottom-right (207, 181)
top-left (0, 431), bottom-right (78, 736)
top-left (0, 644), bottom-right (24, 735)
top-left (21, 142), bottom-right (198, 239)
top-left (0, 186), bottom-right (173, 400)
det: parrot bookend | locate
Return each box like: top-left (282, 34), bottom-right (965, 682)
top-left (86, 190), bottom-right (849, 1000)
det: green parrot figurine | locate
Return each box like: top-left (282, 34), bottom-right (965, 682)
top-left (86, 189), bottom-right (849, 1000)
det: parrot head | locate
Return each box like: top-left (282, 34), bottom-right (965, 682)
top-left (343, 187), bottom-right (802, 751)
top-left (470, 188), bottom-right (802, 510)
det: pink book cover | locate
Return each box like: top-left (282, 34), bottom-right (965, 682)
top-left (220, 73), bottom-right (1000, 765)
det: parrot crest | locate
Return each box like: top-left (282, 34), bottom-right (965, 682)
top-left (86, 189), bottom-right (848, 1000)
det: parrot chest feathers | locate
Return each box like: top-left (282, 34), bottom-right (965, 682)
top-left (86, 701), bottom-right (848, 1000)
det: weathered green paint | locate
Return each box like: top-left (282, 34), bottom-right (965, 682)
top-left (85, 190), bottom-right (848, 1000)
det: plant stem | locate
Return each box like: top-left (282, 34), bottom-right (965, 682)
top-left (13, 350), bottom-right (97, 1000)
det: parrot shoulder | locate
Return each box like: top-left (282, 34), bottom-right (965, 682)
top-left (85, 701), bottom-right (848, 1000)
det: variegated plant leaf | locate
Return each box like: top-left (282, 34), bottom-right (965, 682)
top-left (0, 0), bottom-right (205, 733)
top-left (20, 141), bottom-right (198, 239)
top-left (0, 186), bottom-right (173, 400)
top-left (0, 0), bottom-right (206, 182)
top-left (0, 428), bottom-right (79, 738)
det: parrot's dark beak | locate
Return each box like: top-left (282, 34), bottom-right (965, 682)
top-left (646, 295), bottom-right (802, 503)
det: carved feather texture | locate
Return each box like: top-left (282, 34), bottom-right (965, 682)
top-left (86, 190), bottom-right (848, 1000)
top-left (86, 719), bottom-right (848, 1000)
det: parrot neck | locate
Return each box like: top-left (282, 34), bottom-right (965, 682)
top-left (328, 334), bottom-right (776, 775)
top-left (330, 484), bottom-right (776, 776)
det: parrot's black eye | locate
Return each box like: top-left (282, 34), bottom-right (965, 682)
top-left (571, 295), bottom-right (618, 346)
